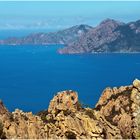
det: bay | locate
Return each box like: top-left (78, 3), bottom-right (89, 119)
top-left (0, 45), bottom-right (140, 113)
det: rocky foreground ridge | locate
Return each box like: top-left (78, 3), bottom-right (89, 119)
top-left (1, 79), bottom-right (140, 139)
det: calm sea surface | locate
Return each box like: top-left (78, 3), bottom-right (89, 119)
top-left (0, 45), bottom-right (140, 113)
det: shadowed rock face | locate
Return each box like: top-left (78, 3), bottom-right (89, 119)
top-left (0, 79), bottom-right (140, 139)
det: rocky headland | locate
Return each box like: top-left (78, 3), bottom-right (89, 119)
top-left (59, 19), bottom-right (140, 54)
top-left (0, 25), bottom-right (92, 45)
top-left (1, 19), bottom-right (140, 54)
top-left (1, 79), bottom-right (140, 139)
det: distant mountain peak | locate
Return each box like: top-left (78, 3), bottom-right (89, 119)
top-left (100, 18), bottom-right (124, 26)
top-left (1, 18), bottom-right (140, 54)
top-left (77, 24), bottom-right (92, 29)
top-left (68, 24), bottom-right (92, 32)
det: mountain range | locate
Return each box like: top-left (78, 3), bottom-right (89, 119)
top-left (0, 18), bottom-right (140, 53)
top-left (0, 24), bottom-right (92, 45)
top-left (59, 19), bottom-right (140, 54)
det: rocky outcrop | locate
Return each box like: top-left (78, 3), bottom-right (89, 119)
top-left (1, 79), bottom-right (140, 139)
top-left (0, 108), bottom-right (47, 139)
top-left (131, 79), bottom-right (140, 138)
top-left (59, 19), bottom-right (140, 54)
top-left (95, 85), bottom-right (133, 138)
top-left (0, 24), bottom-right (92, 45)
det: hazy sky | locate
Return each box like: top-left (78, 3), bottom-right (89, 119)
top-left (0, 1), bottom-right (140, 30)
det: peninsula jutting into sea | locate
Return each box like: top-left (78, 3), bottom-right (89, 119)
top-left (0, 18), bottom-right (140, 54)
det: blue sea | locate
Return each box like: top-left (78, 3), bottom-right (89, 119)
top-left (0, 45), bottom-right (140, 113)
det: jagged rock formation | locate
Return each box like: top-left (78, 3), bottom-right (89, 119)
top-left (95, 85), bottom-right (133, 138)
top-left (0, 24), bottom-right (92, 45)
top-left (59, 19), bottom-right (140, 54)
top-left (0, 108), bottom-right (47, 139)
top-left (0, 79), bottom-right (140, 139)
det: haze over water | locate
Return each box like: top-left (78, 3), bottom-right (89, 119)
top-left (0, 1), bottom-right (140, 30)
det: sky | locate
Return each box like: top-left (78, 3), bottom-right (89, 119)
top-left (0, 1), bottom-right (140, 30)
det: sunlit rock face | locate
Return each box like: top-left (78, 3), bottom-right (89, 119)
top-left (95, 85), bottom-right (133, 138)
top-left (48, 90), bottom-right (79, 114)
top-left (131, 79), bottom-right (140, 138)
top-left (0, 79), bottom-right (140, 139)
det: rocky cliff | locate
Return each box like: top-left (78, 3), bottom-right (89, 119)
top-left (0, 79), bottom-right (140, 139)
top-left (59, 19), bottom-right (140, 54)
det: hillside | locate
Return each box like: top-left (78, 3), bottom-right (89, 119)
top-left (59, 19), bottom-right (140, 54)
top-left (0, 25), bottom-right (92, 45)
